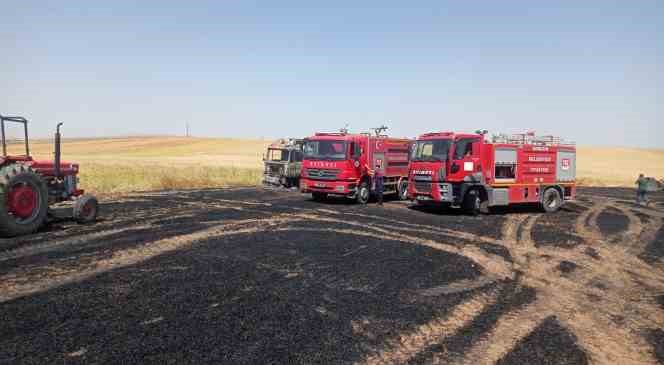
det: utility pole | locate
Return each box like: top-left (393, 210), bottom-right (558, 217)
top-left (185, 122), bottom-right (190, 137)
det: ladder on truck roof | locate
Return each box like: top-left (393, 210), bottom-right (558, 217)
top-left (491, 132), bottom-right (575, 147)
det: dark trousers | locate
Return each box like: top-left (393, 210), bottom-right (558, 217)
top-left (637, 190), bottom-right (647, 205)
top-left (375, 176), bottom-right (384, 205)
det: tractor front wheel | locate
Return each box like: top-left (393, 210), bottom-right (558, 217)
top-left (0, 164), bottom-right (49, 237)
top-left (74, 194), bottom-right (99, 223)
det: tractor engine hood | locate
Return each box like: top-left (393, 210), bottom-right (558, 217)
top-left (29, 160), bottom-right (80, 176)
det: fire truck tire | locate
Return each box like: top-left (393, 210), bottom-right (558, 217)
top-left (73, 194), bottom-right (99, 223)
top-left (312, 192), bottom-right (327, 202)
top-left (542, 188), bottom-right (562, 213)
top-left (0, 164), bottom-right (49, 237)
top-left (357, 181), bottom-right (370, 204)
top-left (398, 180), bottom-right (409, 201)
top-left (463, 189), bottom-right (481, 216)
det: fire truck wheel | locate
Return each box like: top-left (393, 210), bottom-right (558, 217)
top-left (463, 189), bottom-right (481, 216)
top-left (0, 164), bottom-right (49, 237)
top-left (398, 180), bottom-right (409, 201)
top-left (542, 188), bottom-right (562, 213)
top-left (73, 194), bottom-right (99, 223)
top-left (357, 181), bottom-right (370, 204)
top-left (312, 192), bottom-right (327, 202)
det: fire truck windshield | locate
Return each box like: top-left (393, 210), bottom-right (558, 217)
top-left (267, 149), bottom-right (290, 162)
top-left (412, 139), bottom-right (452, 162)
top-left (303, 140), bottom-right (348, 161)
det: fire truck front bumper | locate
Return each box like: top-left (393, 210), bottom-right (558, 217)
top-left (408, 181), bottom-right (455, 203)
top-left (300, 179), bottom-right (357, 196)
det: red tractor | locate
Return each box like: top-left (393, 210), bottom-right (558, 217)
top-left (0, 115), bottom-right (98, 237)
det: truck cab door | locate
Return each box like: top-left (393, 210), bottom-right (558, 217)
top-left (449, 138), bottom-right (481, 182)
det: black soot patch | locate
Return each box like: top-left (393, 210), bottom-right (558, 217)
top-left (497, 316), bottom-right (589, 365)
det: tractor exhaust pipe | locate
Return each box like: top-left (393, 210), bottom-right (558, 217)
top-left (55, 122), bottom-right (63, 178)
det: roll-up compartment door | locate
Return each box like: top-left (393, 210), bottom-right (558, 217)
top-left (556, 151), bottom-right (576, 182)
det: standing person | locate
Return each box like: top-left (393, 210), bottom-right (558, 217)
top-left (374, 163), bottom-right (384, 206)
top-left (635, 173), bottom-right (649, 206)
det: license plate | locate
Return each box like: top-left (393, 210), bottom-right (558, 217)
top-left (315, 182), bottom-right (326, 188)
top-left (417, 195), bottom-right (432, 201)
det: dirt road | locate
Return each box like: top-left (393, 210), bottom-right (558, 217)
top-left (1, 187), bottom-right (662, 364)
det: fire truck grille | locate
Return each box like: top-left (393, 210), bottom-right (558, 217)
top-left (306, 169), bottom-right (340, 180)
top-left (267, 165), bottom-right (284, 176)
top-left (414, 181), bottom-right (432, 193)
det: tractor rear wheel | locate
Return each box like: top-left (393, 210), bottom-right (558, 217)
top-left (74, 194), bottom-right (99, 223)
top-left (0, 164), bottom-right (49, 237)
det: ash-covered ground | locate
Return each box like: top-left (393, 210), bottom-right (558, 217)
top-left (1, 187), bottom-right (662, 364)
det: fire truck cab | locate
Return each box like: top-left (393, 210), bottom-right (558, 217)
top-left (408, 131), bottom-right (576, 214)
top-left (301, 130), bottom-right (411, 204)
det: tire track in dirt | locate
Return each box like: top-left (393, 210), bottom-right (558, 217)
top-left (520, 197), bottom-right (664, 364)
top-left (437, 213), bottom-right (552, 365)
top-left (562, 308), bottom-right (658, 365)
top-left (355, 211), bottom-right (537, 365)
top-left (0, 224), bottom-right (152, 261)
top-left (275, 214), bottom-right (515, 279)
top-left (575, 200), bottom-right (610, 244)
top-left (360, 289), bottom-right (500, 365)
top-left (456, 195), bottom-right (664, 365)
top-left (456, 302), bottom-right (553, 365)
top-left (500, 214), bottom-right (529, 245)
top-left (0, 213), bottom-right (311, 303)
top-left (3, 188), bottom-right (664, 364)
top-left (0, 202), bottom-right (276, 262)
top-left (614, 204), bottom-right (645, 243)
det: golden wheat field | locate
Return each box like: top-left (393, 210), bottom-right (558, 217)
top-left (11, 137), bottom-right (269, 196)
top-left (8, 137), bottom-right (663, 196)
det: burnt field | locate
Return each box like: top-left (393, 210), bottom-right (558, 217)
top-left (0, 187), bottom-right (663, 364)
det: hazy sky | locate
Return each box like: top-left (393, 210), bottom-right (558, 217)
top-left (1, 1), bottom-right (662, 147)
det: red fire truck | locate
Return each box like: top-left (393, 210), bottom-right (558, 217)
top-left (301, 128), bottom-right (411, 204)
top-left (408, 130), bottom-right (576, 214)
